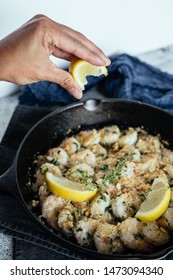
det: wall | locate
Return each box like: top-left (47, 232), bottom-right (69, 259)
top-left (1, 0), bottom-right (173, 96)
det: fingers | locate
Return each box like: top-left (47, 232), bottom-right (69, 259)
top-left (28, 15), bottom-right (111, 66)
top-left (50, 23), bottom-right (111, 66)
top-left (55, 23), bottom-right (110, 65)
top-left (52, 47), bottom-right (76, 62)
top-left (54, 31), bottom-right (110, 66)
top-left (45, 62), bottom-right (83, 99)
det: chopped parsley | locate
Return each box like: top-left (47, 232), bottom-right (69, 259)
top-left (40, 167), bottom-right (48, 175)
top-left (50, 158), bottom-right (59, 166)
top-left (100, 164), bottom-right (109, 171)
top-left (101, 155), bottom-right (131, 183)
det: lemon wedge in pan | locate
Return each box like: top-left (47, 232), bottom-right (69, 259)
top-left (46, 172), bottom-right (97, 202)
top-left (135, 177), bottom-right (171, 222)
top-left (69, 59), bottom-right (108, 90)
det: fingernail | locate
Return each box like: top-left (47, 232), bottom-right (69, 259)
top-left (98, 55), bottom-right (111, 66)
top-left (105, 57), bottom-right (111, 66)
top-left (71, 88), bottom-right (83, 99)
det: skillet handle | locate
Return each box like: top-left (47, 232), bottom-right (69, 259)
top-left (0, 163), bottom-right (20, 200)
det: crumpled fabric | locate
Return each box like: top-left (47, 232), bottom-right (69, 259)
top-left (19, 54), bottom-right (173, 113)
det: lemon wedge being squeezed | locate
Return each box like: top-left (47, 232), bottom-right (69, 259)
top-left (135, 177), bottom-right (171, 222)
top-left (46, 172), bottom-right (97, 202)
top-left (69, 59), bottom-right (108, 90)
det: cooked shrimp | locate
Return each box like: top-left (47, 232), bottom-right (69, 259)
top-left (118, 217), bottom-right (152, 251)
top-left (90, 192), bottom-right (111, 219)
top-left (111, 145), bottom-right (141, 162)
top-left (94, 223), bottom-right (125, 253)
top-left (35, 163), bottom-right (62, 187)
top-left (158, 189), bottom-right (173, 230)
top-left (137, 154), bottom-right (159, 175)
top-left (111, 191), bottom-right (141, 220)
top-left (89, 144), bottom-right (107, 161)
top-left (162, 208), bottom-right (173, 230)
top-left (66, 163), bottom-right (94, 181)
top-left (162, 148), bottom-right (173, 162)
top-left (95, 158), bottom-right (118, 188)
top-left (74, 218), bottom-right (99, 246)
top-left (169, 189), bottom-right (173, 207)
top-left (70, 149), bottom-right (96, 167)
top-left (76, 129), bottom-right (100, 147)
top-left (121, 162), bottom-right (136, 179)
top-left (57, 205), bottom-right (75, 236)
top-left (42, 194), bottom-right (67, 229)
top-left (163, 162), bottom-right (173, 179)
top-left (136, 135), bottom-right (161, 154)
top-left (99, 125), bottom-right (120, 145)
top-left (118, 128), bottom-right (138, 146)
top-left (60, 137), bottom-right (80, 155)
top-left (96, 210), bottom-right (114, 224)
top-left (38, 184), bottom-right (50, 204)
top-left (47, 147), bottom-right (68, 166)
top-left (141, 221), bottom-right (170, 246)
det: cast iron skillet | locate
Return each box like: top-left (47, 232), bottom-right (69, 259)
top-left (0, 99), bottom-right (173, 259)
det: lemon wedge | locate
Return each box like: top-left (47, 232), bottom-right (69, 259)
top-left (135, 177), bottom-right (171, 222)
top-left (69, 59), bottom-right (108, 90)
top-left (45, 172), bottom-right (97, 202)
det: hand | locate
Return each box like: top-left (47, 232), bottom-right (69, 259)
top-left (0, 14), bottom-right (110, 99)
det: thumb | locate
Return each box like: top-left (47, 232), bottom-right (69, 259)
top-left (46, 64), bottom-right (83, 99)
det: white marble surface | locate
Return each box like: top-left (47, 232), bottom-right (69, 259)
top-left (0, 45), bottom-right (173, 259)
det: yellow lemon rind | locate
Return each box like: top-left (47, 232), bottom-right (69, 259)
top-left (69, 59), bottom-right (108, 90)
top-left (135, 187), bottom-right (171, 222)
top-left (46, 172), bottom-right (97, 202)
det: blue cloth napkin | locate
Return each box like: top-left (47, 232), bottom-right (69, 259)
top-left (19, 54), bottom-right (173, 113)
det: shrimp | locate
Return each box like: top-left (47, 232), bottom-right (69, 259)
top-left (162, 148), bottom-right (173, 162)
top-left (95, 158), bottom-right (118, 189)
top-left (118, 217), bottom-right (152, 251)
top-left (163, 162), bottom-right (173, 179)
top-left (111, 145), bottom-right (141, 162)
top-left (137, 154), bottom-right (159, 175)
top-left (90, 192), bottom-right (111, 219)
top-left (47, 147), bottom-right (68, 166)
top-left (157, 189), bottom-right (173, 230)
top-left (141, 221), bottom-right (170, 246)
top-left (118, 128), bottom-right (138, 146)
top-left (57, 205), bottom-right (75, 236)
top-left (60, 137), bottom-right (80, 155)
top-left (38, 184), bottom-right (50, 204)
top-left (118, 161), bottom-right (141, 189)
top-left (136, 135), bottom-right (161, 154)
top-left (73, 218), bottom-right (99, 247)
top-left (99, 125), bottom-right (120, 145)
top-left (42, 194), bottom-right (67, 229)
top-left (35, 163), bottom-right (62, 187)
top-left (70, 149), bottom-right (96, 167)
top-left (88, 144), bottom-right (107, 161)
top-left (76, 129), bottom-right (100, 147)
top-left (162, 208), bottom-right (173, 230)
top-left (121, 162), bottom-right (136, 179)
top-left (111, 191), bottom-right (141, 220)
top-left (94, 223), bottom-right (125, 253)
top-left (66, 163), bottom-right (94, 181)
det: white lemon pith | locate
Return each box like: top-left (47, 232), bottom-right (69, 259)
top-left (135, 177), bottom-right (171, 222)
top-left (69, 59), bottom-right (108, 90)
top-left (46, 172), bottom-right (97, 202)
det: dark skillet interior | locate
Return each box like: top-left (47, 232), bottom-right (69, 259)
top-left (15, 99), bottom-right (173, 259)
